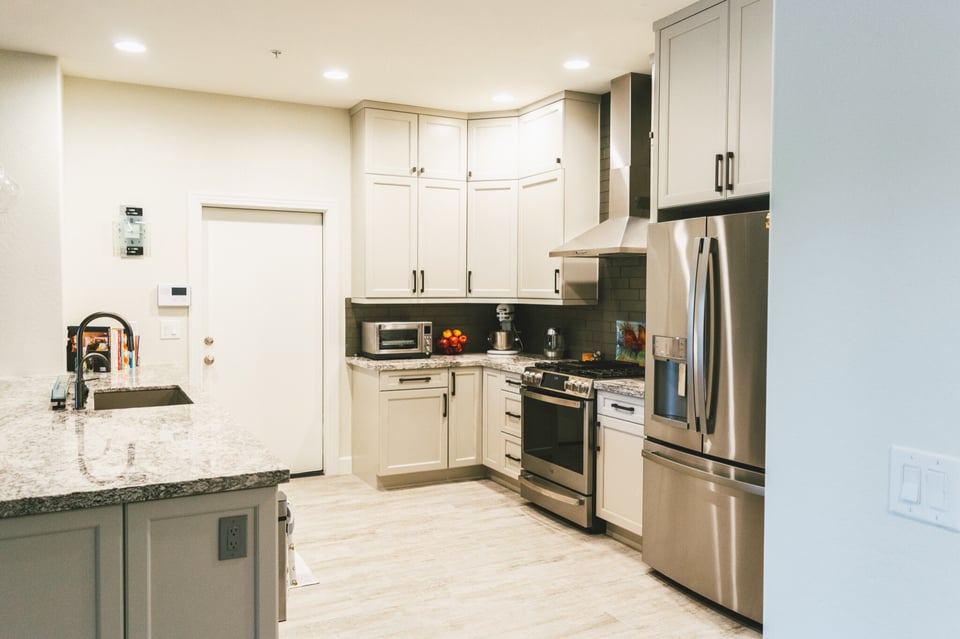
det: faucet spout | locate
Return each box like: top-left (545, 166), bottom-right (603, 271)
top-left (74, 312), bottom-right (135, 410)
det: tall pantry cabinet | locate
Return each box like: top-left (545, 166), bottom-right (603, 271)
top-left (352, 107), bottom-right (468, 299)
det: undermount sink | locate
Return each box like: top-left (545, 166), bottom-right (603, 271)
top-left (93, 386), bottom-right (193, 410)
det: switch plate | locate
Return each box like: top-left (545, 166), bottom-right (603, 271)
top-left (889, 446), bottom-right (960, 531)
top-left (160, 319), bottom-right (181, 340)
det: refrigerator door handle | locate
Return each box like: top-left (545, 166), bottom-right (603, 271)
top-left (692, 237), bottom-right (711, 432)
top-left (700, 236), bottom-right (716, 428)
top-left (687, 238), bottom-right (703, 431)
top-left (641, 450), bottom-right (765, 496)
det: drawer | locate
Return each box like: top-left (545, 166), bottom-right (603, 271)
top-left (597, 391), bottom-right (644, 425)
top-left (502, 395), bottom-right (521, 439)
top-left (503, 433), bottom-right (522, 477)
top-left (379, 368), bottom-right (448, 391)
top-left (502, 372), bottom-right (522, 395)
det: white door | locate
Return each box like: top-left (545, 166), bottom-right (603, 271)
top-left (200, 207), bottom-right (323, 474)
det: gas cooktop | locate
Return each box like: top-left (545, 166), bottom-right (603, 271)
top-left (521, 360), bottom-right (644, 399)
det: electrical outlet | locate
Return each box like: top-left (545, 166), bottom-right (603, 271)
top-left (218, 514), bottom-right (248, 560)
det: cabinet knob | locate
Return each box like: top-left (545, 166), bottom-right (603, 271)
top-left (204, 336), bottom-right (214, 345)
top-left (419, 167), bottom-right (425, 174)
top-left (555, 157), bottom-right (561, 164)
top-left (203, 356), bottom-right (215, 366)
top-left (411, 166), bottom-right (417, 174)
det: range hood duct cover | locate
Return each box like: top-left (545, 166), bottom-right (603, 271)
top-left (550, 73), bottom-right (652, 257)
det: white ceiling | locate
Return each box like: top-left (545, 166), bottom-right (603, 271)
top-left (0, 0), bottom-right (690, 113)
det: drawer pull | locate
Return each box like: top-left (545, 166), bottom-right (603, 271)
top-left (610, 403), bottom-right (635, 413)
top-left (398, 376), bottom-right (432, 383)
top-left (505, 379), bottom-right (521, 387)
top-left (505, 453), bottom-right (521, 463)
top-left (505, 411), bottom-right (521, 419)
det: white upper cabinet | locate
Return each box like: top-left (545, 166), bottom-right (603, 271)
top-left (362, 109), bottom-right (419, 177)
top-left (360, 175), bottom-right (419, 298)
top-left (360, 108), bottom-right (467, 180)
top-left (655, 0), bottom-right (772, 209)
top-left (467, 181), bottom-right (517, 298)
top-left (517, 170), bottom-right (565, 298)
top-left (418, 115), bottom-right (468, 180)
top-left (519, 101), bottom-right (564, 177)
top-left (468, 117), bottom-right (519, 181)
top-left (418, 179), bottom-right (468, 298)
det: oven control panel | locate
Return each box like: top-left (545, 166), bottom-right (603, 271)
top-left (522, 369), bottom-right (595, 399)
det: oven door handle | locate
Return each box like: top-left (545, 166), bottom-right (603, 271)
top-left (520, 387), bottom-right (584, 410)
top-left (520, 472), bottom-right (585, 506)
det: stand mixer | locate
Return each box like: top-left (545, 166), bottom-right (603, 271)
top-left (487, 304), bottom-right (522, 356)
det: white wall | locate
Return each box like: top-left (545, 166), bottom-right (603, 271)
top-left (62, 78), bottom-right (354, 472)
top-left (765, 2), bottom-right (960, 636)
top-left (0, 51), bottom-right (64, 376)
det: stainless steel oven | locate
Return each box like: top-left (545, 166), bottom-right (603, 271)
top-left (519, 360), bottom-right (643, 530)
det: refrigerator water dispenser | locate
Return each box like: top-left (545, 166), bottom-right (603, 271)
top-left (652, 335), bottom-right (688, 424)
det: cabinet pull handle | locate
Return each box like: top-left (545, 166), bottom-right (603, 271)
top-left (442, 392), bottom-right (448, 418)
top-left (555, 157), bottom-right (561, 164)
top-left (725, 151), bottom-right (734, 191)
top-left (505, 411), bottom-right (521, 419)
top-left (411, 166), bottom-right (417, 174)
top-left (419, 167), bottom-right (425, 175)
top-left (505, 453), bottom-right (521, 462)
top-left (554, 269), bottom-right (560, 295)
top-left (505, 379), bottom-right (521, 387)
top-left (467, 270), bottom-right (472, 294)
top-left (412, 270), bottom-right (417, 293)
top-left (610, 403), bottom-right (635, 413)
top-left (398, 376), bottom-right (431, 383)
top-left (451, 371), bottom-right (457, 396)
top-left (420, 270), bottom-right (425, 294)
top-left (714, 154), bottom-right (724, 193)
top-left (468, 170), bottom-right (472, 178)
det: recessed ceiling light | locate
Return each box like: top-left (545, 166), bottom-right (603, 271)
top-left (114, 40), bottom-right (146, 54)
top-left (563, 59), bottom-right (590, 70)
top-left (323, 69), bottom-right (349, 80)
top-left (492, 93), bottom-right (515, 103)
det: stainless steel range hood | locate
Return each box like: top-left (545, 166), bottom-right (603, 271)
top-left (550, 73), bottom-right (652, 257)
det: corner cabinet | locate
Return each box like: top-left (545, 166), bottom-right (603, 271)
top-left (654, 0), bottom-right (772, 209)
top-left (352, 106), bottom-right (468, 300)
top-left (351, 366), bottom-right (484, 488)
top-left (596, 391), bottom-right (645, 536)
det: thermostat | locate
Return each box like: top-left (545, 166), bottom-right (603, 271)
top-left (157, 284), bottom-right (191, 307)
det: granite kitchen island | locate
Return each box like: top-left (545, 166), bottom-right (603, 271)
top-left (0, 366), bottom-right (289, 639)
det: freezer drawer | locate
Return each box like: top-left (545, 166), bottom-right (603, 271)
top-left (641, 440), bottom-right (764, 623)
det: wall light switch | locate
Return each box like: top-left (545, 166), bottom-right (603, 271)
top-left (890, 446), bottom-right (960, 532)
top-left (160, 319), bottom-right (181, 340)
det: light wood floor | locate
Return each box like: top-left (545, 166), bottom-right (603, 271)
top-left (279, 475), bottom-right (762, 638)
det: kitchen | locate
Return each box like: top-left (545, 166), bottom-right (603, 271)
top-left (1, 1), bottom-right (959, 638)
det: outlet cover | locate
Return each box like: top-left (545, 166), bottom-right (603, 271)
top-left (218, 514), bottom-right (248, 560)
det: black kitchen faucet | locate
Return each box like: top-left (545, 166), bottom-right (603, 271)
top-left (73, 312), bottom-right (135, 409)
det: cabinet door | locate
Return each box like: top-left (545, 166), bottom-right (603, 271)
top-left (448, 367), bottom-right (482, 467)
top-left (727, 0), bottom-right (772, 198)
top-left (418, 115), bottom-right (468, 180)
top-left (517, 170), bottom-right (564, 298)
top-left (468, 117), bottom-right (519, 180)
top-left (467, 181), bottom-right (518, 298)
top-left (364, 175), bottom-right (418, 297)
top-left (0, 506), bottom-right (124, 639)
top-left (379, 387), bottom-right (448, 475)
top-left (482, 370), bottom-right (504, 471)
top-left (364, 109), bottom-right (419, 177)
top-left (596, 416), bottom-right (645, 535)
top-left (418, 178), bottom-right (467, 298)
top-left (657, 3), bottom-right (729, 208)
top-left (519, 101), bottom-right (564, 177)
top-left (503, 434), bottom-right (522, 479)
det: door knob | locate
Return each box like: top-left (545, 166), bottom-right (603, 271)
top-left (204, 356), bottom-right (215, 365)
top-left (204, 336), bottom-right (214, 345)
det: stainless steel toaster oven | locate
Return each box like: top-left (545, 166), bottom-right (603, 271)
top-left (360, 321), bottom-right (432, 359)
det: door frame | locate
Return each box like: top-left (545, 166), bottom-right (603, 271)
top-left (187, 191), bottom-right (344, 475)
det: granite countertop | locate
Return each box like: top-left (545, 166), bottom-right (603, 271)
top-left (346, 353), bottom-right (542, 375)
top-left (0, 366), bottom-right (289, 519)
top-left (594, 378), bottom-right (646, 400)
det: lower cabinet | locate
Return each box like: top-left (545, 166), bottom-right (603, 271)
top-left (352, 366), bottom-right (483, 487)
top-left (596, 391), bottom-right (645, 536)
top-left (482, 369), bottom-right (522, 479)
top-left (0, 487), bottom-right (278, 639)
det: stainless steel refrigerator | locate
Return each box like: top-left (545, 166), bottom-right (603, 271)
top-left (642, 210), bottom-right (768, 624)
